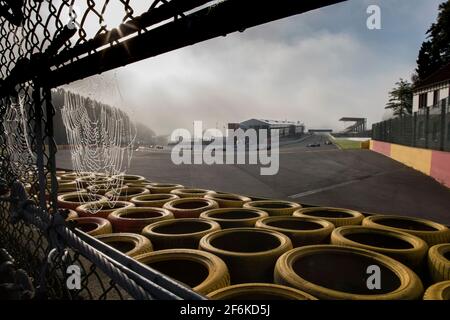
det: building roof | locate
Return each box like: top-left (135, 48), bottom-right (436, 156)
top-left (239, 119), bottom-right (304, 127)
top-left (415, 63), bottom-right (450, 91)
top-left (339, 117), bottom-right (366, 122)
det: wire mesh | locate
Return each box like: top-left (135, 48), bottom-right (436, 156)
top-left (0, 0), bottom-right (205, 300)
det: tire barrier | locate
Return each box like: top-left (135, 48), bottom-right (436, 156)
top-left (113, 174), bottom-right (147, 183)
top-left (57, 192), bottom-right (107, 211)
top-left (77, 201), bottom-right (135, 218)
top-left (256, 216), bottom-right (334, 247)
top-left (75, 176), bottom-right (112, 188)
top-left (207, 283), bottom-right (317, 300)
top-left (274, 245), bottom-right (424, 300)
top-left (57, 186), bottom-right (86, 195)
top-left (428, 244), bottom-right (450, 282)
top-left (145, 183), bottom-right (184, 194)
top-left (135, 249), bottom-right (230, 295)
top-left (95, 233), bottom-right (153, 257)
top-left (293, 207), bottom-right (364, 227)
top-left (108, 207), bottom-right (174, 233)
top-left (362, 215), bottom-right (450, 246)
top-left (87, 183), bottom-right (123, 195)
top-left (204, 192), bottom-right (252, 208)
top-left (125, 181), bottom-right (152, 188)
top-left (199, 228), bottom-right (293, 284)
top-left (142, 218), bottom-right (221, 250)
top-left (105, 187), bottom-right (150, 202)
top-left (330, 226), bottom-right (428, 270)
top-left (200, 208), bottom-right (268, 229)
top-left (131, 194), bottom-right (180, 208)
top-left (163, 198), bottom-right (219, 218)
top-left (243, 200), bottom-right (302, 216)
top-left (69, 217), bottom-right (113, 236)
top-left (170, 188), bottom-right (213, 198)
top-left (423, 281), bottom-right (450, 300)
top-left (57, 180), bottom-right (76, 189)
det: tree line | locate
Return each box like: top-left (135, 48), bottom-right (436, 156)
top-left (386, 1), bottom-right (450, 117)
top-left (51, 88), bottom-right (158, 147)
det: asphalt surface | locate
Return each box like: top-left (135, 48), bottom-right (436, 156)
top-left (56, 134), bottom-right (450, 224)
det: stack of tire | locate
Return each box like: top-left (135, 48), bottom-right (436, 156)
top-left (58, 172), bottom-right (450, 300)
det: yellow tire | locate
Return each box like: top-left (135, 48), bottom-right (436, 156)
top-left (362, 215), bottom-right (450, 246)
top-left (145, 183), bottom-right (184, 194)
top-left (108, 207), bottom-right (174, 233)
top-left (423, 281), bottom-right (450, 300)
top-left (256, 216), bottom-right (335, 247)
top-left (274, 245), bottom-right (423, 300)
top-left (95, 233), bottom-right (152, 257)
top-left (243, 200), bottom-right (302, 216)
top-left (163, 198), bottom-right (219, 218)
top-left (331, 226), bottom-right (428, 271)
top-left (135, 249), bottom-right (230, 295)
top-left (200, 208), bottom-right (268, 229)
top-left (207, 283), bottom-right (317, 300)
top-left (142, 218), bottom-right (221, 250)
top-left (69, 217), bottom-right (113, 236)
top-left (131, 193), bottom-right (180, 208)
top-left (105, 186), bottom-right (150, 202)
top-left (57, 192), bottom-right (107, 211)
top-left (428, 244), bottom-right (450, 283)
top-left (199, 228), bottom-right (292, 284)
top-left (77, 200), bottom-right (135, 218)
top-left (293, 207), bottom-right (364, 227)
top-left (170, 188), bottom-right (213, 198)
top-left (204, 192), bottom-right (252, 208)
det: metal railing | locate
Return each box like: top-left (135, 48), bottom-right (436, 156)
top-left (372, 97), bottom-right (450, 151)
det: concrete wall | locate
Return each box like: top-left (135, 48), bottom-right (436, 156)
top-left (370, 140), bottom-right (450, 187)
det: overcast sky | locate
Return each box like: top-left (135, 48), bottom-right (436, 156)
top-left (65, 0), bottom-right (444, 135)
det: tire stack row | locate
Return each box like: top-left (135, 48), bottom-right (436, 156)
top-left (54, 171), bottom-right (450, 300)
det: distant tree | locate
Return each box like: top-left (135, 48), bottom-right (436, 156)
top-left (415, 1), bottom-right (450, 81)
top-left (385, 79), bottom-right (413, 117)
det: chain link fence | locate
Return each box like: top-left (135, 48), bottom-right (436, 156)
top-left (0, 0), bottom-right (209, 300)
top-left (372, 97), bottom-right (450, 152)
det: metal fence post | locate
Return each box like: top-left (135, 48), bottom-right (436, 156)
top-left (425, 107), bottom-right (430, 149)
top-left (440, 99), bottom-right (446, 151)
top-left (412, 111), bottom-right (417, 147)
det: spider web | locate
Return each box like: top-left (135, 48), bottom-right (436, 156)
top-left (2, 93), bottom-right (36, 183)
top-left (61, 91), bottom-right (136, 213)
